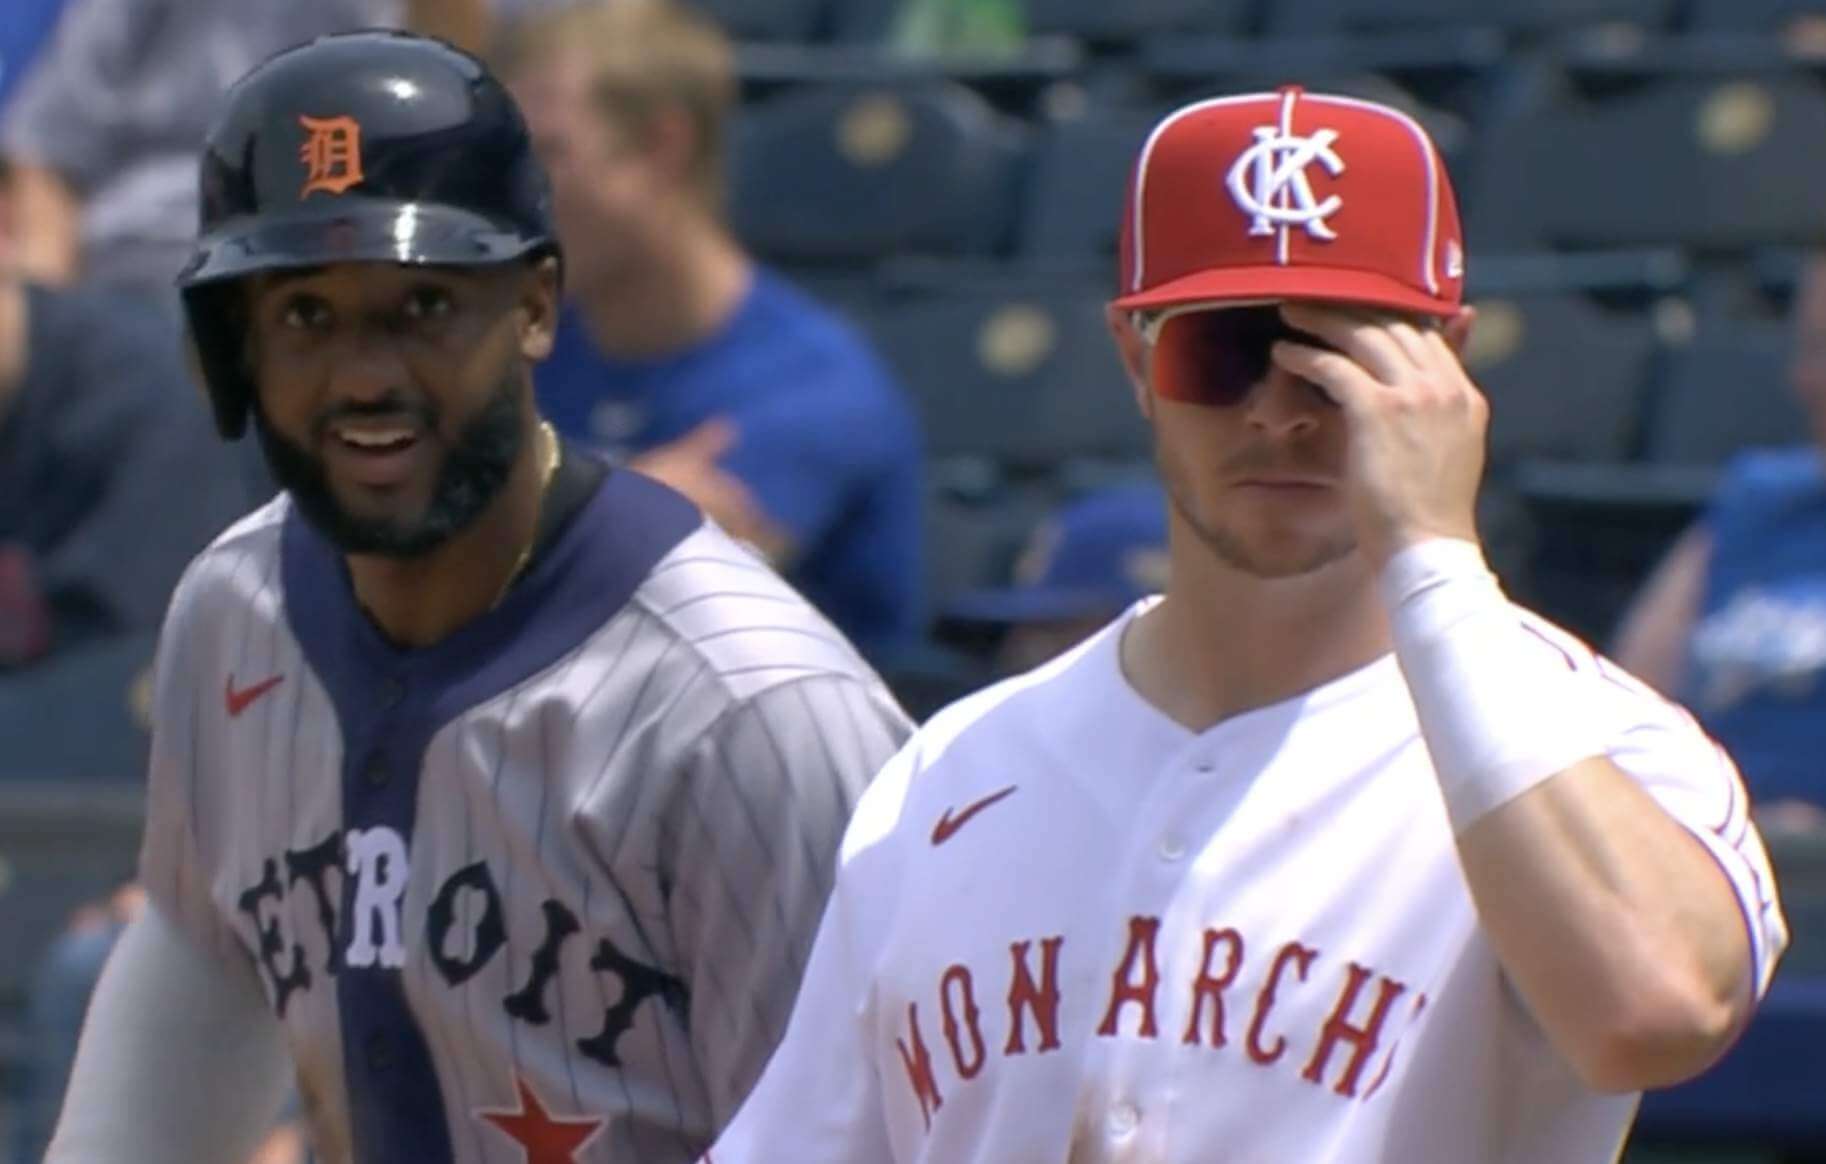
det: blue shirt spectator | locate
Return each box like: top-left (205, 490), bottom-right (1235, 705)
top-left (944, 480), bottom-right (1168, 674)
top-left (1615, 251), bottom-right (1826, 827)
top-left (0, 282), bottom-right (248, 666)
top-left (1680, 448), bottom-right (1826, 809)
top-left (501, 3), bottom-right (924, 658)
top-left (538, 270), bottom-right (924, 654)
top-left (0, 0), bottom-right (64, 112)
top-left (0, 0), bottom-right (554, 292)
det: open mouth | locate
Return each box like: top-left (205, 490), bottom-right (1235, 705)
top-left (333, 424), bottom-right (421, 455)
top-left (323, 419), bottom-right (430, 488)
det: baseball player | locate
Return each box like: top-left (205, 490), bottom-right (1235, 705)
top-left (701, 88), bottom-right (1789, 1163)
top-left (44, 32), bottom-right (910, 1164)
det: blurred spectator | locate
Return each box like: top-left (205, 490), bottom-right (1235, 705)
top-left (0, 275), bottom-right (247, 676)
top-left (11, 889), bottom-right (307, 1164)
top-left (0, 0), bottom-right (391, 291)
top-left (500, 1), bottom-right (925, 657)
top-left (10, 888), bottom-right (138, 1164)
top-left (0, 0), bottom-right (556, 293)
top-left (947, 481), bottom-right (1168, 674)
top-left (0, 0), bottom-right (65, 114)
top-left (1613, 251), bottom-right (1826, 831)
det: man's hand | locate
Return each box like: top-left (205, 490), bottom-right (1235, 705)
top-left (1756, 798), bottom-right (1826, 836)
top-left (1270, 303), bottom-right (1486, 569)
top-left (629, 419), bottom-right (791, 562)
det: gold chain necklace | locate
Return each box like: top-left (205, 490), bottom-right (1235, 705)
top-left (490, 420), bottom-right (561, 611)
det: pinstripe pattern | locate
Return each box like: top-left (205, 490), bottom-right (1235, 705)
top-left (139, 495), bottom-right (913, 1163)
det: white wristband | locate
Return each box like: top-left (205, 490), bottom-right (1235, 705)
top-left (1381, 539), bottom-right (1608, 833)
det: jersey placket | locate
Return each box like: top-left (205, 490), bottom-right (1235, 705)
top-left (1063, 726), bottom-right (1252, 1163)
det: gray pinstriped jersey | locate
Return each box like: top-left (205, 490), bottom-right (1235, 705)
top-left (139, 472), bottom-right (912, 1163)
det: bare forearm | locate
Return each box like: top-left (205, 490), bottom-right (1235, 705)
top-left (1610, 527), bottom-right (1711, 696)
top-left (1457, 756), bottom-right (1751, 1091)
top-left (1381, 540), bottom-right (1757, 1091)
top-left (8, 163), bottom-right (81, 285)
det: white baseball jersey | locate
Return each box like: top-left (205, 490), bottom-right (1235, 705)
top-left (139, 467), bottom-right (912, 1163)
top-left (706, 598), bottom-right (1788, 1164)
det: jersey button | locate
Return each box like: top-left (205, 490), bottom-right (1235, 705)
top-left (1108, 1102), bottom-right (1140, 1137)
top-left (364, 758), bottom-right (390, 789)
top-left (365, 1034), bottom-right (392, 1072)
top-left (1192, 757), bottom-right (1216, 774)
top-left (1157, 835), bottom-right (1187, 862)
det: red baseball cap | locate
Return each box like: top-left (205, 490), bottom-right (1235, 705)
top-left (1114, 86), bottom-right (1465, 318)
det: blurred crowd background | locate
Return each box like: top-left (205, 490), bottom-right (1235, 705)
top-left (0, 0), bottom-right (1823, 1161)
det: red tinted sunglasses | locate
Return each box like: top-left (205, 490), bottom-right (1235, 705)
top-left (1140, 303), bottom-right (1323, 408)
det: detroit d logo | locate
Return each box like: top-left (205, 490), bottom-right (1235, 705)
top-left (298, 115), bottom-right (364, 199)
top-left (1225, 125), bottom-right (1345, 241)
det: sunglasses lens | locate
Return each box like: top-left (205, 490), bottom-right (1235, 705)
top-left (1152, 306), bottom-right (1290, 407)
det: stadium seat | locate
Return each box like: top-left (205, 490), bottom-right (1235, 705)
top-left (689, 0), bottom-right (828, 43)
top-left (875, 640), bottom-right (997, 722)
top-left (0, 633), bottom-right (155, 784)
top-left (730, 81), bottom-right (1027, 263)
top-left (1135, 44), bottom-right (1487, 156)
top-left (831, 0), bottom-right (1250, 46)
top-left (1017, 108), bottom-right (1159, 264)
top-left (859, 283), bottom-right (1149, 469)
top-left (734, 40), bottom-right (1083, 118)
top-left (1466, 74), bottom-right (1826, 253)
top-left (0, 781), bottom-right (143, 1011)
top-left (920, 484), bottom-right (1052, 612)
top-left (1642, 322), bottom-right (1808, 465)
top-left (1016, 0), bottom-right (1252, 44)
top-left (1262, 0), bottom-right (1675, 36)
top-left (1684, 0), bottom-right (1826, 33)
top-left (1466, 248), bottom-right (1690, 308)
top-left (1462, 293), bottom-right (1658, 465)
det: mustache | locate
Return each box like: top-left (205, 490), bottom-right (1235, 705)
top-left (311, 392), bottom-right (439, 441)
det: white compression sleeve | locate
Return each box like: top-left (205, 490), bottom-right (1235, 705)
top-left (42, 902), bottom-right (293, 1164)
top-left (1382, 539), bottom-right (1610, 833)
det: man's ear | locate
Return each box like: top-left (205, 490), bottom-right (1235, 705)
top-left (1442, 305), bottom-right (1477, 356)
top-left (1105, 304), bottom-right (1155, 422)
top-left (519, 254), bottom-right (562, 362)
top-left (643, 105), bottom-right (699, 192)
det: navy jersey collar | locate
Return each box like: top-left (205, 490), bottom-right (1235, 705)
top-left (281, 463), bottom-right (701, 733)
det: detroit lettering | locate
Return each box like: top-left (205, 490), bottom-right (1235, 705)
top-left (234, 826), bottom-right (685, 1069)
top-left (893, 917), bottom-right (1429, 1133)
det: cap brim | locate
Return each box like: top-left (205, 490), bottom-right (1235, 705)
top-left (1112, 266), bottom-right (1459, 318)
top-left (177, 200), bottom-right (546, 288)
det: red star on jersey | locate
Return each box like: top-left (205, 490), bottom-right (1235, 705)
top-left (477, 1075), bottom-right (605, 1164)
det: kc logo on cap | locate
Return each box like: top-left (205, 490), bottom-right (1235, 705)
top-left (1116, 86), bottom-right (1465, 319)
top-left (1226, 124), bottom-right (1345, 242)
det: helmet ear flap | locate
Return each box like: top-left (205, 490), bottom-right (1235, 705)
top-left (182, 282), bottom-right (255, 440)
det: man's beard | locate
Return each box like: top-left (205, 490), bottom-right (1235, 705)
top-left (254, 371), bottom-right (526, 558)
top-left (1157, 439), bottom-right (1356, 580)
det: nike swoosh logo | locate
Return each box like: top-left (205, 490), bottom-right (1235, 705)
top-left (931, 785), bottom-right (1018, 846)
top-left (225, 674), bottom-right (285, 718)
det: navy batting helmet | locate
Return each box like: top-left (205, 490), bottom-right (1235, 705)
top-left (177, 30), bottom-right (561, 439)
